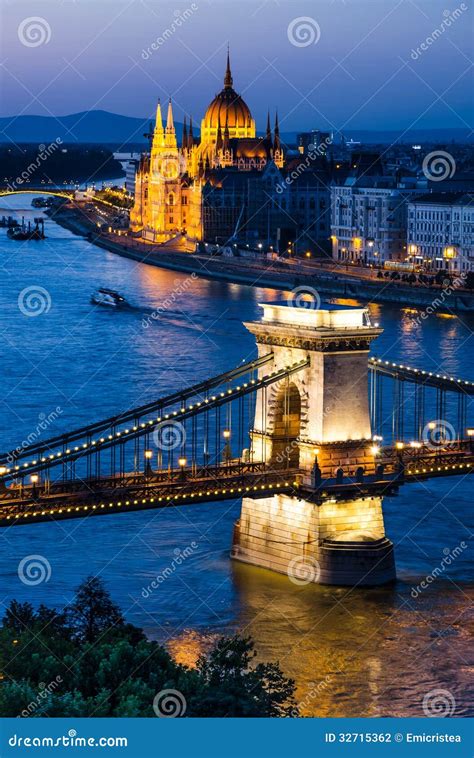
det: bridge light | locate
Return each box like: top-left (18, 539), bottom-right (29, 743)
top-left (467, 429), bottom-right (474, 437)
top-left (0, 466), bottom-right (7, 476)
top-left (30, 474), bottom-right (39, 483)
top-left (370, 445), bottom-right (380, 456)
top-left (178, 457), bottom-right (187, 467)
top-left (428, 421), bottom-right (436, 431)
top-left (395, 442), bottom-right (404, 450)
top-left (410, 441), bottom-right (422, 449)
top-left (223, 429), bottom-right (231, 439)
top-left (144, 450), bottom-right (153, 459)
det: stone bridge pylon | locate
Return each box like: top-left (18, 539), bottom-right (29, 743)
top-left (231, 301), bottom-right (396, 586)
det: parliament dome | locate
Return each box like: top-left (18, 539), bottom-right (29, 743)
top-left (201, 51), bottom-right (256, 142)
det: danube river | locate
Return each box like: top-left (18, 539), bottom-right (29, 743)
top-left (0, 196), bottom-right (472, 717)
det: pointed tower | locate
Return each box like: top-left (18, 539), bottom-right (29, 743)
top-left (224, 45), bottom-right (233, 89)
top-left (266, 111), bottom-right (272, 142)
top-left (188, 116), bottom-right (194, 149)
top-left (200, 48), bottom-right (256, 144)
top-left (273, 111), bottom-right (280, 152)
top-left (165, 98), bottom-right (177, 148)
top-left (182, 116), bottom-right (188, 150)
top-left (273, 110), bottom-right (283, 168)
top-left (216, 123), bottom-right (223, 152)
top-left (152, 100), bottom-right (164, 150)
top-left (223, 110), bottom-right (230, 150)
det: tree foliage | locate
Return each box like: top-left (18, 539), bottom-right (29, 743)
top-left (0, 577), bottom-right (298, 718)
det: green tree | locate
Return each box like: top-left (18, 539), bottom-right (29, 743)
top-left (191, 635), bottom-right (298, 717)
top-left (68, 576), bottom-right (124, 643)
top-left (0, 582), bottom-right (298, 718)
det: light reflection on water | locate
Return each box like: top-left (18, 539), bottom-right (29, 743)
top-left (0, 195), bottom-right (472, 717)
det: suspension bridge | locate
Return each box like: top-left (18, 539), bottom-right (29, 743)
top-left (1, 301), bottom-right (472, 585)
top-left (0, 188), bottom-right (126, 210)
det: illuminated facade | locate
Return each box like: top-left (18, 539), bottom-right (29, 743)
top-left (231, 302), bottom-right (395, 586)
top-left (407, 192), bottom-right (474, 273)
top-left (331, 179), bottom-right (421, 266)
top-left (130, 52), bottom-right (284, 243)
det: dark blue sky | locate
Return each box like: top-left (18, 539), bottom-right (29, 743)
top-left (1, 0), bottom-right (472, 135)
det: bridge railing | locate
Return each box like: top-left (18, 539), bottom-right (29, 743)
top-left (0, 357), bottom-right (309, 492)
top-left (0, 354), bottom-right (273, 467)
top-left (369, 356), bottom-right (473, 447)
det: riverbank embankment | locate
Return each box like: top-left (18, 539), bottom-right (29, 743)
top-left (49, 204), bottom-right (474, 312)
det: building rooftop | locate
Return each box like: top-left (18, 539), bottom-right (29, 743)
top-left (258, 301), bottom-right (374, 330)
top-left (410, 192), bottom-right (474, 205)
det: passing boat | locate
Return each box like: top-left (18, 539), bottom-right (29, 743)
top-left (6, 217), bottom-right (46, 240)
top-left (91, 288), bottom-right (127, 307)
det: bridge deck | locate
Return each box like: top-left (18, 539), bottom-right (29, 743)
top-left (1, 443), bottom-right (472, 529)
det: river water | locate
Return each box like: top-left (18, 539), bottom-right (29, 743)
top-left (0, 195), bottom-right (472, 717)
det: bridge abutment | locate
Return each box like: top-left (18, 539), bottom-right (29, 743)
top-left (231, 493), bottom-right (394, 586)
top-left (232, 301), bottom-right (395, 586)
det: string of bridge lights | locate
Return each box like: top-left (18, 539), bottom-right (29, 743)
top-left (0, 362), bottom-right (308, 478)
top-left (369, 357), bottom-right (474, 387)
top-left (0, 480), bottom-right (295, 523)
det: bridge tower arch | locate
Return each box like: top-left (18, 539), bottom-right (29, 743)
top-left (232, 301), bottom-right (395, 586)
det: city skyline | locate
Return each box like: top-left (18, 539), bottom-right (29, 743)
top-left (1, 0), bottom-right (472, 135)
top-left (0, 0), bottom-right (472, 740)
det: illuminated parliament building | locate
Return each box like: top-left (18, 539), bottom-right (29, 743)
top-left (130, 52), bottom-right (332, 254)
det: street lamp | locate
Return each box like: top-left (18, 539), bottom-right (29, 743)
top-left (178, 457), bottom-right (187, 480)
top-left (144, 449), bottom-right (153, 477)
top-left (30, 474), bottom-right (39, 499)
top-left (222, 430), bottom-right (232, 464)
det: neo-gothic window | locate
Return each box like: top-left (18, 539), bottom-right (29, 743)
top-left (168, 193), bottom-right (175, 206)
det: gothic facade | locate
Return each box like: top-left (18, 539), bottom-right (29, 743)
top-left (130, 52), bottom-right (284, 244)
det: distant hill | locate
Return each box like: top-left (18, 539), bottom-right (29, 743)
top-left (0, 110), bottom-right (472, 146)
top-left (0, 111), bottom-right (159, 147)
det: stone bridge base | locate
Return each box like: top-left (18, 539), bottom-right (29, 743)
top-left (230, 493), bottom-right (395, 587)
